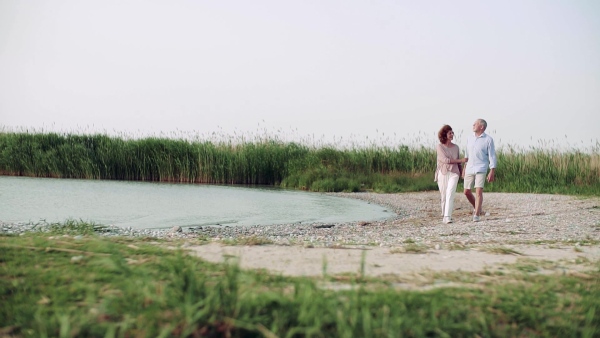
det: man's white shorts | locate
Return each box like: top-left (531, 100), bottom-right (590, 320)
top-left (464, 173), bottom-right (486, 190)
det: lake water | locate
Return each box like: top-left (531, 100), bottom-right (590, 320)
top-left (0, 176), bottom-right (391, 229)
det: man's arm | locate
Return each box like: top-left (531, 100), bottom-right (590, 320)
top-left (463, 139), bottom-right (469, 178)
top-left (487, 168), bottom-right (495, 182)
top-left (487, 138), bottom-right (497, 182)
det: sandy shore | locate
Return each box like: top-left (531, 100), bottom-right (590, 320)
top-left (189, 242), bottom-right (600, 278)
top-left (5, 191), bottom-right (596, 282)
top-left (186, 192), bottom-right (600, 281)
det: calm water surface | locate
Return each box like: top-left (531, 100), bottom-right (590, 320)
top-left (0, 176), bottom-right (390, 229)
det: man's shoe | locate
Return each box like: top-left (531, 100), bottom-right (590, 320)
top-left (473, 215), bottom-right (480, 222)
top-left (443, 217), bottom-right (452, 224)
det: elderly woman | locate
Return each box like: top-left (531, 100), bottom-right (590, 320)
top-left (435, 125), bottom-right (468, 223)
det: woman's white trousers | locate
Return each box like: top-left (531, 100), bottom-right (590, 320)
top-left (437, 171), bottom-right (459, 218)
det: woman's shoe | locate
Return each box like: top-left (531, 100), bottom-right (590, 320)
top-left (443, 217), bottom-right (452, 224)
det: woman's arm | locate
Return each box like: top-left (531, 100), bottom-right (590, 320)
top-left (436, 144), bottom-right (452, 164)
top-left (437, 145), bottom-right (466, 164)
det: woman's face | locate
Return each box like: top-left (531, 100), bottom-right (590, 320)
top-left (447, 130), bottom-right (454, 142)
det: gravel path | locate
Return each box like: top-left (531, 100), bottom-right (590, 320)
top-left (3, 192), bottom-right (599, 247)
top-left (189, 192), bottom-right (600, 247)
top-left (187, 192), bottom-right (600, 279)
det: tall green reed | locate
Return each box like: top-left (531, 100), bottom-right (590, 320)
top-left (0, 130), bottom-right (598, 195)
top-left (491, 143), bottom-right (600, 194)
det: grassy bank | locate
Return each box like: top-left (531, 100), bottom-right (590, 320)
top-left (0, 131), bottom-right (598, 195)
top-left (1, 224), bottom-right (599, 337)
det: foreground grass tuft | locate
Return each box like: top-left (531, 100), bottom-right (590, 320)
top-left (2, 232), bottom-right (599, 337)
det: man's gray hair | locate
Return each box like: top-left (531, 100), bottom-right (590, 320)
top-left (478, 119), bottom-right (487, 130)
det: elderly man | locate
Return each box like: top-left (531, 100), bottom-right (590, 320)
top-left (463, 119), bottom-right (497, 222)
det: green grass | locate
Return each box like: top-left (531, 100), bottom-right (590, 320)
top-left (220, 236), bottom-right (274, 246)
top-left (2, 229), bottom-right (600, 337)
top-left (389, 242), bottom-right (430, 254)
top-left (0, 129), bottom-right (599, 195)
top-left (484, 246), bottom-right (526, 256)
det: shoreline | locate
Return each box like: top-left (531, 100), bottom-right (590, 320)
top-left (3, 191), bottom-right (599, 279)
top-left (186, 191), bottom-right (600, 279)
top-left (2, 192), bottom-right (599, 247)
top-left (192, 191), bottom-right (600, 246)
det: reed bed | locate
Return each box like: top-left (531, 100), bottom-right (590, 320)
top-left (0, 130), bottom-right (598, 195)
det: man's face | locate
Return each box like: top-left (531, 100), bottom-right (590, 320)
top-left (472, 120), bottom-right (481, 133)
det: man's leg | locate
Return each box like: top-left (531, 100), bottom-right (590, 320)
top-left (464, 189), bottom-right (475, 209)
top-left (463, 174), bottom-right (476, 210)
top-left (474, 187), bottom-right (483, 216)
top-left (473, 173), bottom-right (487, 217)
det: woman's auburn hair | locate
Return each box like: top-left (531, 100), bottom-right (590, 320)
top-left (438, 124), bottom-right (452, 144)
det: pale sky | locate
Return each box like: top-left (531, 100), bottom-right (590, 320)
top-left (1, 1), bottom-right (599, 150)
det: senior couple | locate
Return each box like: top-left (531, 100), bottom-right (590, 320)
top-left (435, 119), bottom-right (497, 224)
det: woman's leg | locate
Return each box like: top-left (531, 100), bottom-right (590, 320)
top-left (436, 171), bottom-right (447, 217)
top-left (444, 172), bottom-right (460, 218)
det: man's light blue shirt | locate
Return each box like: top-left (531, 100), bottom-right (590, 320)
top-left (465, 132), bottom-right (497, 174)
